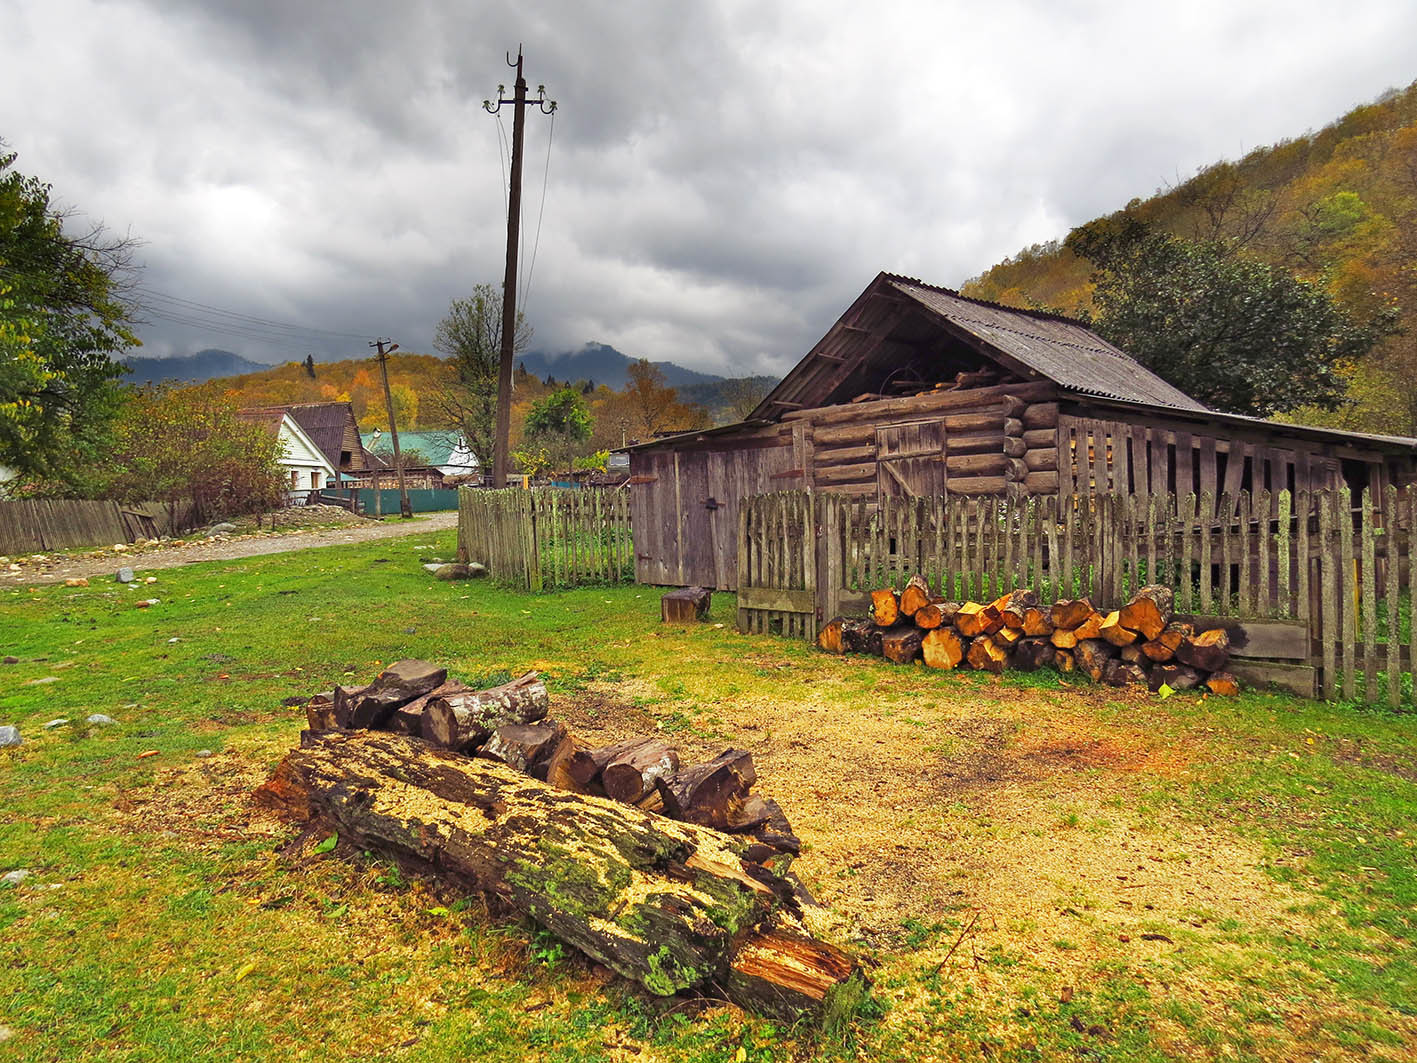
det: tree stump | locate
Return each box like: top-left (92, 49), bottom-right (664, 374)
top-left (662, 587), bottom-right (712, 623)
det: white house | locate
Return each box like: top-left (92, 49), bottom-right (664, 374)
top-left (237, 408), bottom-right (338, 501)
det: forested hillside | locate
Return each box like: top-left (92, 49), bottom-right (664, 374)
top-left (962, 80), bottom-right (1417, 434)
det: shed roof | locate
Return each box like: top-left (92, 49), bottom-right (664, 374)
top-left (751, 272), bottom-right (1206, 419)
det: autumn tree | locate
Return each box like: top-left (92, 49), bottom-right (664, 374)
top-left (523, 385), bottom-right (592, 480)
top-left (1066, 215), bottom-right (1395, 417)
top-left (1, 146), bottom-right (138, 489)
top-left (623, 359), bottom-right (708, 437)
top-left (100, 386), bottom-right (286, 524)
top-left (430, 283), bottom-right (531, 474)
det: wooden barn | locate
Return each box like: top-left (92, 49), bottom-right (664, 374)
top-left (627, 271), bottom-right (1417, 590)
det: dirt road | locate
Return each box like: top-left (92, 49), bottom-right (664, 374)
top-left (7, 510), bottom-right (460, 585)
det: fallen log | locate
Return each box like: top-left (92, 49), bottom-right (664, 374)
top-left (921, 627), bottom-right (966, 670)
top-left (422, 672), bottom-right (549, 752)
top-left (657, 749), bottom-right (758, 829)
top-left (871, 589), bottom-right (901, 627)
top-left (1176, 629), bottom-right (1231, 673)
top-left (343, 660), bottom-right (450, 730)
top-left (898, 575), bottom-right (932, 618)
top-left (388, 680), bottom-right (472, 736)
top-left (602, 740), bottom-right (682, 804)
top-left (304, 691), bottom-right (336, 731)
top-left (1074, 639), bottom-right (1116, 682)
top-left (881, 625), bottom-right (923, 664)
top-left (1118, 585), bottom-right (1173, 641)
top-left (254, 730), bottom-right (862, 1018)
top-left (482, 720), bottom-right (569, 778)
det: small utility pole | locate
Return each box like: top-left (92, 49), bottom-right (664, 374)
top-left (371, 338), bottom-right (413, 519)
top-left (485, 47), bottom-right (555, 488)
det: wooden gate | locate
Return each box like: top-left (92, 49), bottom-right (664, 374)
top-left (735, 491), bottom-right (817, 637)
top-left (876, 420), bottom-right (947, 501)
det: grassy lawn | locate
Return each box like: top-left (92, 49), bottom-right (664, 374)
top-left (1, 526), bottom-right (1415, 1061)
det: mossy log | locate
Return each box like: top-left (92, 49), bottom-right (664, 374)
top-left (254, 730), bottom-right (862, 1018)
top-left (602, 740), bottom-right (682, 804)
top-left (422, 672), bottom-right (549, 752)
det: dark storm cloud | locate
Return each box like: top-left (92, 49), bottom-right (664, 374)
top-left (5, 0), bottom-right (1417, 376)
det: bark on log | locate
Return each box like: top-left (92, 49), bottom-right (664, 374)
top-left (1074, 639), bottom-right (1117, 682)
top-left (482, 719), bottom-right (569, 777)
top-left (965, 636), bottom-right (1008, 673)
top-left (871, 589), bottom-right (901, 627)
top-left (602, 740), bottom-right (682, 804)
top-left (1012, 637), bottom-right (1054, 672)
top-left (997, 589), bottom-right (1039, 628)
top-left (1120, 643), bottom-right (1144, 664)
top-left (388, 680), bottom-right (472, 736)
top-left (344, 660), bottom-right (449, 730)
top-left (898, 574), bottom-right (932, 618)
top-left (921, 627), bottom-right (966, 670)
top-left (331, 684), bottom-right (370, 729)
top-left (1175, 629), bottom-right (1231, 672)
top-left (914, 599), bottom-right (958, 630)
top-left (1148, 664), bottom-right (1202, 692)
top-left (1100, 611), bottom-right (1139, 647)
top-left (1003, 436), bottom-right (1028, 458)
top-left (1103, 660), bottom-right (1148, 688)
top-left (1118, 585), bottom-right (1173, 642)
top-left (840, 617), bottom-right (880, 654)
top-left (254, 730), bottom-right (862, 1017)
top-left (1050, 599), bottom-right (1095, 630)
top-left (657, 749), bottom-right (758, 829)
top-left (304, 691), bottom-right (337, 731)
top-left (881, 625), bottom-right (923, 664)
top-left (422, 672), bottom-right (550, 752)
top-left (1141, 622), bottom-right (1193, 663)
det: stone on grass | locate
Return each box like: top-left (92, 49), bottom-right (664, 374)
top-left (422, 563), bottom-right (443, 574)
top-left (86, 714), bottom-right (116, 726)
top-left (196, 749), bottom-right (214, 758)
top-left (43, 719), bottom-right (70, 730)
top-left (207, 522), bottom-right (238, 536)
top-left (1, 870), bottom-right (31, 886)
top-left (433, 563), bottom-right (471, 581)
top-left (23, 677), bottom-right (58, 686)
top-left (116, 567), bottom-right (135, 583)
top-left (0, 726), bottom-right (19, 748)
top-left (468, 562), bottom-right (488, 578)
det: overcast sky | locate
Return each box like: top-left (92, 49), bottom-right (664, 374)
top-left (4, 0), bottom-right (1416, 377)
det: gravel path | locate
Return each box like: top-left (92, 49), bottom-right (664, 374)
top-left (8, 511), bottom-right (460, 585)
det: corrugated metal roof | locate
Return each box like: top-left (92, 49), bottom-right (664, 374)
top-left (883, 275), bottom-right (1207, 411)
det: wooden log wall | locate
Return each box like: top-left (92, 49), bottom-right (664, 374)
top-left (734, 486), bottom-right (1417, 708)
top-left (458, 488), bottom-right (633, 590)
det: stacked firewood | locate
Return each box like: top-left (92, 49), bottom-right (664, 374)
top-left (819, 578), bottom-right (1239, 695)
top-left (269, 662), bottom-right (859, 1020)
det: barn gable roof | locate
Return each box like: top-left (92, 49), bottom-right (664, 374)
top-left (751, 272), bottom-right (1207, 419)
top-left (241, 402), bottom-right (371, 472)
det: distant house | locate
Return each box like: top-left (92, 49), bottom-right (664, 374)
top-left (236, 408), bottom-right (337, 501)
top-left (240, 402), bottom-right (378, 484)
top-left (361, 430), bottom-right (480, 479)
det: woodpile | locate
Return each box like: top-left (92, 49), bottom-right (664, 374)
top-left (262, 660), bottom-right (863, 1020)
top-left (819, 582), bottom-right (1240, 695)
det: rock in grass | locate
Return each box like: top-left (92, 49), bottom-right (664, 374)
top-left (116, 567), bottom-right (135, 583)
top-left (422, 563), bottom-right (443, 574)
top-left (196, 749), bottom-right (214, 758)
top-left (2, 656), bottom-right (18, 665)
top-left (433, 563), bottom-right (471, 581)
top-left (85, 714), bottom-right (116, 726)
top-left (206, 522), bottom-right (238, 536)
top-left (1, 870), bottom-right (31, 886)
top-left (0, 726), bottom-right (19, 748)
top-left (468, 562), bottom-right (488, 578)
top-left (43, 719), bottom-right (70, 730)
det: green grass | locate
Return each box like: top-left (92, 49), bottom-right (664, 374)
top-left (1, 528), bottom-right (1416, 1060)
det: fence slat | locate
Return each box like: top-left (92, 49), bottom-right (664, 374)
top-left (1340, 487), bottom-right (1356, 702)
top-left (1362, 488), bottom-right (1378, 703)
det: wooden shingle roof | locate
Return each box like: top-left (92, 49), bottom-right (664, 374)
top-left (751, 272), bottom-right (1207, 419)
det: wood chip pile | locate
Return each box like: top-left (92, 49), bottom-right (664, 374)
top-left (256, 662), bottom-right (864, 1020)
top-left (819, 578), bottom-right (1240, 695)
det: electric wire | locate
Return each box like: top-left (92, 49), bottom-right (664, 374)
top-left (522, 108), bottom-right (555, 313)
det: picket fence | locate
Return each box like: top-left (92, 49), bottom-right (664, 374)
top-left (456, 487), bottom-right (634, 589)
top-left (736, 487), bottom-right (1417, 708)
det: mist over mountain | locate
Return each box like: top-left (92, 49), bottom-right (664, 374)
top-left (122, 349), bottom-right (274, 386)
top-left (515, 342), bottom-right (733, 391)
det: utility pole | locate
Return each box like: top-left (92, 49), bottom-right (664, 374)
top-left (485, 47), bottom-right (555, 488)
top-left (371, 338), bottom-right (413, 519)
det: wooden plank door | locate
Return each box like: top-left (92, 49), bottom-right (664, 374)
top-left (876, 420), bottom-right (947, 503)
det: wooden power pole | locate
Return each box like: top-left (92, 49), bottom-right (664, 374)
top-left (485, 47), bottom-right (555, 488)
top-left (371, 338), bottom-right (413, 519)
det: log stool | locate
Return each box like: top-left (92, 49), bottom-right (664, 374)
top-left (661, 586), bottom-right (712, 623)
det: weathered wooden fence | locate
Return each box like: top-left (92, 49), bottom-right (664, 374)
top-left (0, 500), bottom-right (193, 555)
top-left (736, 487), bottom-right (1417, 708)
top-left (457, 487), bottom-right (634, 589)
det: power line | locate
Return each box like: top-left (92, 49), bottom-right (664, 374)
top-left (522, 108), bottom-right (556, 312)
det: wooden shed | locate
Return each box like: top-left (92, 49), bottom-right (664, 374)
top-left (627, 272), bottom-right (1417, 590)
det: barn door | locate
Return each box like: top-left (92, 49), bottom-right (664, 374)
top-left (876, 420), bottom-right (947, 502)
